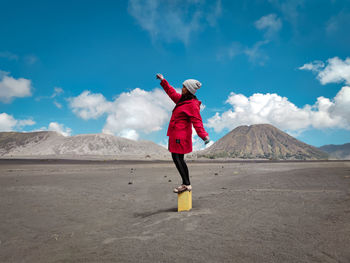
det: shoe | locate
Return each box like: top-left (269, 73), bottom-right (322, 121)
top-left (173, 184), bottom-right (192, 193)
top-left (186, 185), bottom-right (192, 191)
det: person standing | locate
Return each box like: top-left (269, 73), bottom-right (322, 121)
top-left (156, 73), bottom-right (210, 193)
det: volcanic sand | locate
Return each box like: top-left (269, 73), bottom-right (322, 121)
top-left (0, 159), bottom-right (350, 262)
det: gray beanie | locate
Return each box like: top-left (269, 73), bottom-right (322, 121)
top-left (183, 79), bottom-right (202, 95)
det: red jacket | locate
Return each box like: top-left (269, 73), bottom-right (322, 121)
top-left (161, 79), bottom-right (208, 154)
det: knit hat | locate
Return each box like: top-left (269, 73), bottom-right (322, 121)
top-left (183, 79), bottom-right (202, 95)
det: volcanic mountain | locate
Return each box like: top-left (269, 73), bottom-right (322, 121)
top-left (0, 131), bottom-right (169, 159)
top-left (199, 124), bottom-right (328, 160)
top-left (319, 143), bottom-right (350, 160)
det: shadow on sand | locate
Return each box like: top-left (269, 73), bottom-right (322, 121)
top-left (134, 207), bottom-right (178, 218)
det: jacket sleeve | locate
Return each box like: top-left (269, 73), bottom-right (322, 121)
top-left (160, 79), bottom-right (181, 104)
top-left (186, 104), bottom-right (208, 140)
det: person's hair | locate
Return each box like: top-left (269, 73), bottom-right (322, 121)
top-left (177, 93), bottom-right (197, 104)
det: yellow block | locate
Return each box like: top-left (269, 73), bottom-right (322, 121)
top-left (178, 190), bottom-right (192, 212)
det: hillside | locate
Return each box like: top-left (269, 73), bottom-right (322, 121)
top-left (198, 124), bottom-right (328, 160)
top-left (0, 131), bottom-right (169, 159)
top-left (319, 143), bottom-right (350, 160)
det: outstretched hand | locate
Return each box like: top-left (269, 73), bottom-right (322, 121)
top-left (156, 73), bottom-right (164, 80)
top-left (204, 136), bottom-right (210, 144)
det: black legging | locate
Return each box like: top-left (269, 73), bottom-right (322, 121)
top-left (171, 153), bottom-right (190, 186)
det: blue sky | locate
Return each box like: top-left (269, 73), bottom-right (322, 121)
top-left (1, 0), bottom-right (350, 148)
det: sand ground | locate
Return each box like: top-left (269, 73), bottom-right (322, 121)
top-left (0, 159), bottom-right (350, 263)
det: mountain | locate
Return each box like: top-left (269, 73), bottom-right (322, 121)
top-left (0, 131), bottom-right (169, 159)
top-left (198, 124), bottom-right (328, 160)
top-left (319, 143), bottom-right (350, 160)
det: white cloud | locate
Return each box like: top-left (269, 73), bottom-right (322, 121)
top-left (17, 119), bottom-right (35, 128)
top-left (298, 60), bottom-right (324, 72)
top-left (128, 0), bottom-right (221, 45)
top-left (102, 88), bottom-right (174, 139)
top-left (0, 71), bottom-right (32, 103)
top-left (48, 122), bottom-right (72, 137)
top-left (68, 91), bottom-right (113, 119)
top-left (53, 101), bottom-right (62, 109)
top-left (299, 57), bottom-right (350, 85)
top-left (206, 86), bottom-right (350, 134)
top-left (318, 57), bottom-right (350, 85)
top-left (35, 87), bottom-right (64, 108)
top-left (51, 87), bottom-right (64, 109)
top-left (51, 87), bottom-right (64, 98)
top-left (0, 113), bottom-right (17, 131)
top-left (118, 129), bottom-right (139, 141)
top-left (69, 87), bottom-right (175, 140)
top-left (0, 113), bottom-right (35, 131)
top-left (255, 14), bottom-right (282, 38)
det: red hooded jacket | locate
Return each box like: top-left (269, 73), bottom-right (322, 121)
top-left (161, 79), bottom-right (208, 154)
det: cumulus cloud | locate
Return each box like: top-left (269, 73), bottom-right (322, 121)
top-left (0, 113), bottom-right (35, 131)
top-left (68, 91), bottom-right (113, 119)
top-left (69, 87), bottom-right (175, 140)
top-left (103, 88), bottom-right (174, 140)
top-left (206, 86), bottom-right (350, 134)
top-left (0, 113), bottom-right (17, 131)
top-left (299, 57), bottom-right (350, 85)
top-left (255, 14), bottom-right (282, 38)
top-left (0, 71), bottom-right (32, 103)
top-left (118, 129), bottom-right (140, 141)
top-left (128, 0), bottom-right (221, 45)
top-left (47, 122), bottom-right (72, 136)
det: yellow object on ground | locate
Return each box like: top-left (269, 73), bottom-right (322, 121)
top-left (178, 190), bottom-right (192, 212)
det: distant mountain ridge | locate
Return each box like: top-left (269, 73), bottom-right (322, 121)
top-left (198, 124), bottom-right (328, 160)
top-left (0, 125), bottom-right (333, 160)
top-left (319, 143), bottom-right (350, 160)
top-left (0, 131), bottom-right (169, 159)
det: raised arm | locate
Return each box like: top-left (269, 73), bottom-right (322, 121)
top-left (156, 73), bottom-right (181, 104)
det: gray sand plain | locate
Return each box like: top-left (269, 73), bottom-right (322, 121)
top-left (0, 159), bottom-right (350, 263)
